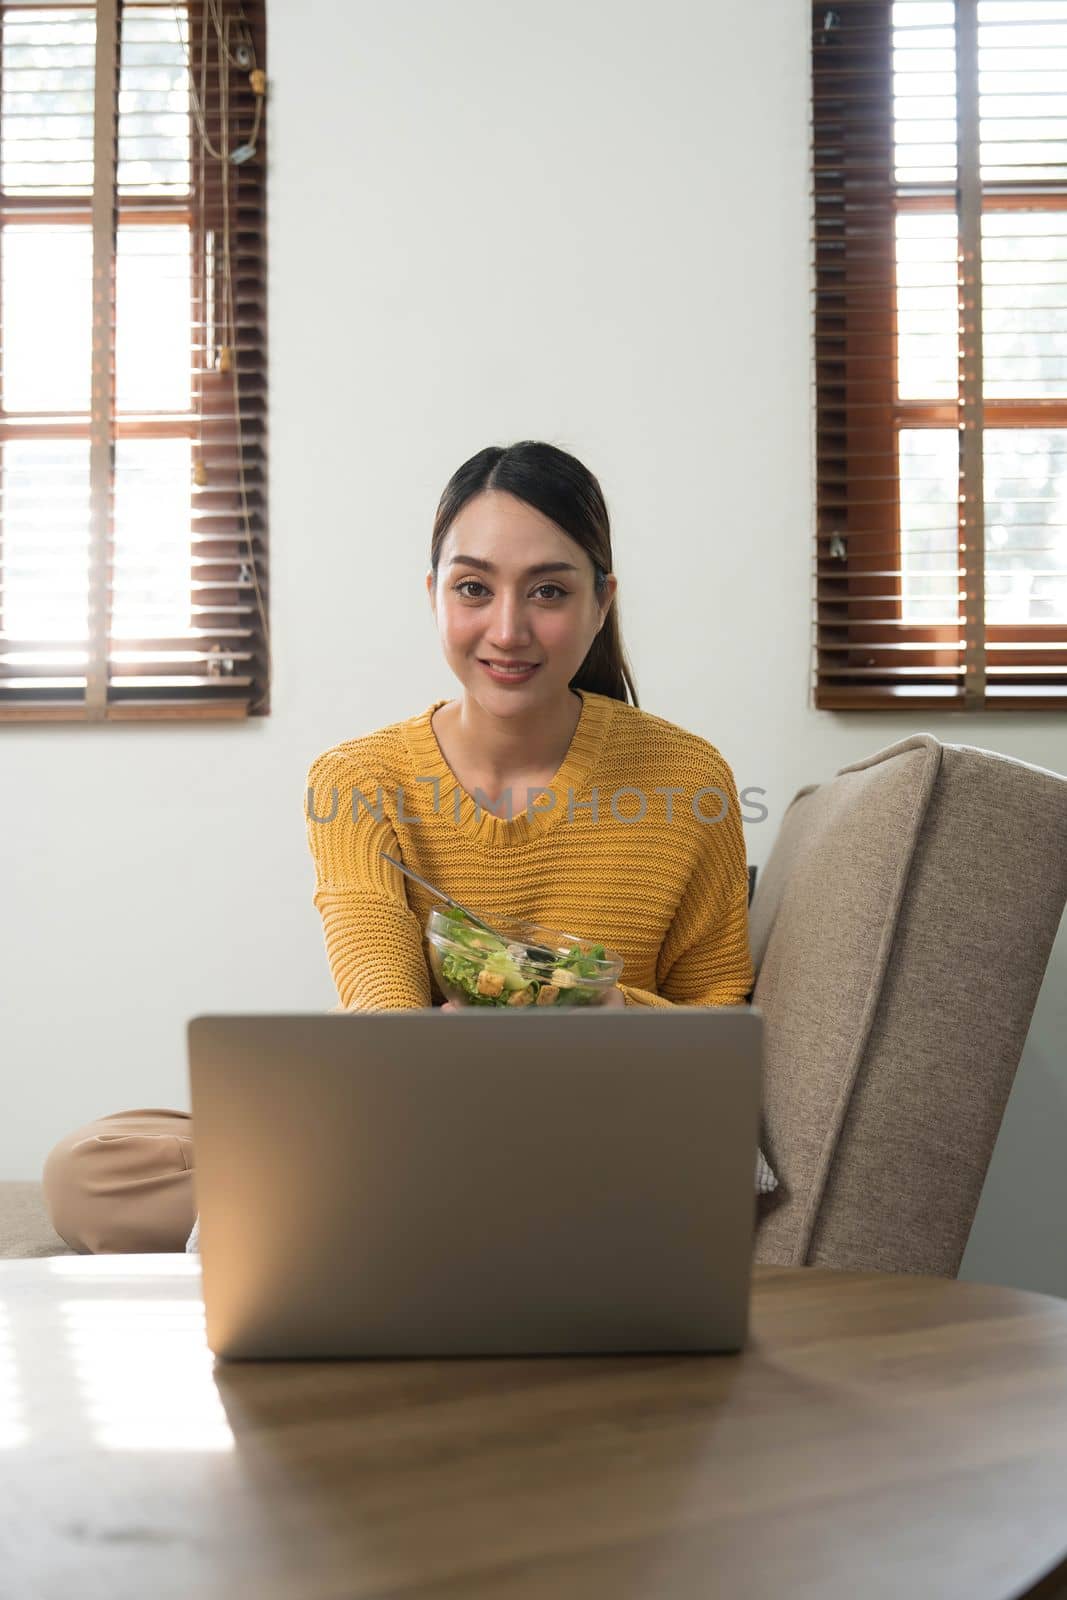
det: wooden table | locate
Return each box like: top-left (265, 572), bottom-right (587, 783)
top-left (2, 1257), bottom-right (1066, 1600)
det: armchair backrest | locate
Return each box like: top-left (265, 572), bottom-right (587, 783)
top-left (750, 734), bottom-right (1067, 1276)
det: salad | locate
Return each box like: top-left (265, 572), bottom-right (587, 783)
top-left (426, 906), bottom-right (622, 1009)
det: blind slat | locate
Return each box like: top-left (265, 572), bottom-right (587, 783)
top-left (0, 674), bottom-right (254, 690)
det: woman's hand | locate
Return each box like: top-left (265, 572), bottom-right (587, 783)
top-left (439, 1000), bottom-right (460, 1013)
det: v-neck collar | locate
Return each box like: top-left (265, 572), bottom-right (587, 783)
top-left (401, 688), bottom-right (615, 847)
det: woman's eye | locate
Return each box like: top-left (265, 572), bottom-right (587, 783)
top-left (453, 580), bottom-right (567, 601)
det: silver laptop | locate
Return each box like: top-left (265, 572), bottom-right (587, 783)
top-left (187, 1007), bottom-right (764, 1361)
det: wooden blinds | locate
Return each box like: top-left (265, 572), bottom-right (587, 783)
top-left (0, 0), bottom-right (269, 722)
top-left (813, 0), bottom-right (1067, 710)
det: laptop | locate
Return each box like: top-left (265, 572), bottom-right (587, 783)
top-left (186, 1006), bottom-right (764, 1361)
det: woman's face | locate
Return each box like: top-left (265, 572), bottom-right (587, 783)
top-left (426, 490), bottom-right (617, 712)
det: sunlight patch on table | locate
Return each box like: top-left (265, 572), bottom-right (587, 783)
top-left (60, 1298), bottom-right (233, 1452)
top-left (0, 1301), bottom-right (27, 1449)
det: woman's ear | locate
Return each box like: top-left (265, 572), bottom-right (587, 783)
top-left (598, 573), bottom-right (619, 628)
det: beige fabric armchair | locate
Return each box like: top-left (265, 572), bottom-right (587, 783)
top-left (751, 733), bottom-right (1067, 1278)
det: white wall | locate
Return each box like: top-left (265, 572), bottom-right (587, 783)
top-left (3, 0), bottom-right (1064, 1297)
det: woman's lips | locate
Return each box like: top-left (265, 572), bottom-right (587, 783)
top-left (479, 660), bottom-right (541, 683)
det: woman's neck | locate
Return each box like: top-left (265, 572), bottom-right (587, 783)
top-left (433, 687), bottom-right (584, 789)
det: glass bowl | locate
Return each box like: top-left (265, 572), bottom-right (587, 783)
top-left (426, 906), bottom-right (624, 1009)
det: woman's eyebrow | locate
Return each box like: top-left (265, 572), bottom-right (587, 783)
top-left (446, 555), bottom-right (580, 575)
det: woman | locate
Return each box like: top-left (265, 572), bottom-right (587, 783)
top-left (308, 439), bottom-right (754, 1017)
top-left (41, 440), bottom-right (755, 1256)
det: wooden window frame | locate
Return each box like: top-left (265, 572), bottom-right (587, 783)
top-left (813, 0), bottom-right (1067, 711)
top-left (0, 0), bottom-right (269, 722)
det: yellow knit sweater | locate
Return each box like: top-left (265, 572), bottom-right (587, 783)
top-left (305, 688), bottom-right (754, 1011)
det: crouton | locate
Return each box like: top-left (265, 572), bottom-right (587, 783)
top-left (476, 969), bottom-right (505, 998)
top-left (536, 984), bottom-right (560, 1006)
top-left (507, 986), bottom-right (535, 1006)
top-left (550, 968), bottom-right (578, 988)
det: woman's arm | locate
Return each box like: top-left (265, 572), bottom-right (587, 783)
top-left (617, 871), bottom-right (754, 1007)
top-left (306, 749), bottom-right (431, 1011)
top-left (619, 749), bottom-right (755, 1009)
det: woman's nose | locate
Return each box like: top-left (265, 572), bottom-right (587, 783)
top-left (486, 597), bottom-right (531, 644)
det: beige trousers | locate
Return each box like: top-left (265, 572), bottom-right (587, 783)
top-left (41, 1108), bottom-right (195, 1254)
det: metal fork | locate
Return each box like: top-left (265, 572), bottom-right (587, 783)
top-left (377, 851), bottom-right (556, 963)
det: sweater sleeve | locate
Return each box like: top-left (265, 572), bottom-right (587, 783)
top-left (618, 873), bottom-right (753, 1008)
top-left (618, 754), bottom-right (755, 1010)
top-left (305, 748), bottom-right (432, 1012)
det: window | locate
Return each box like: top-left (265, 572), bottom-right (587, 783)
top-left (813, 0), bottom-right (1067, 708)
top-left (0, 0), bottom-right (269, 721)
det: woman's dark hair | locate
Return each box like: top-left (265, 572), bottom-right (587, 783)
top-left (429, 440), bottom-right (639, 707)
